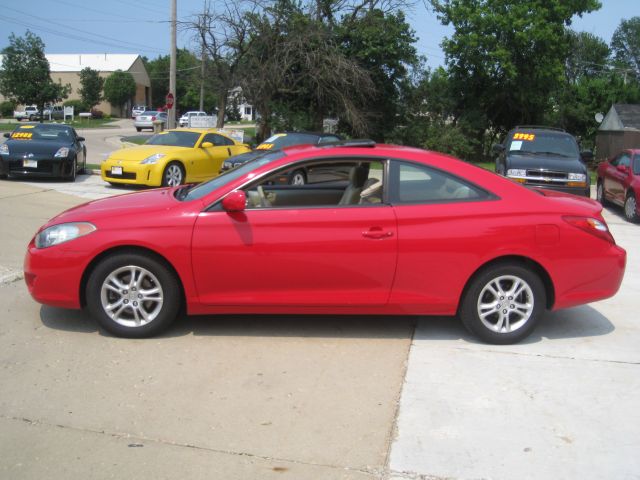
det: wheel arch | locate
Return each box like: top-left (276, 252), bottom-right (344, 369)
top-left (79, 245), bottom-right (186, 311)
top-left (457, 255), bottom-right (555, 314)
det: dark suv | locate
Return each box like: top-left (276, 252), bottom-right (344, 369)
top-left (493, 126), bottom-right (592, 197)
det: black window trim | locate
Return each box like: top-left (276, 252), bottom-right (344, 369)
top-left (207, 155), bottom-right (390, 212)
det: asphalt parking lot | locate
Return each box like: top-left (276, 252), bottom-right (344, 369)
top-left (1, 167), bottom-right (639, 479)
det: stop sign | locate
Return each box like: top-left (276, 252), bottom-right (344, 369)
top-left (165, 92), bottom-right (174, 109)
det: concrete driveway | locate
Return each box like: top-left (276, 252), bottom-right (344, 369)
top-left (0, 178), bottom-right (638, 479)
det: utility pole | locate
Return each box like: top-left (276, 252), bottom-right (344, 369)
top-left (199, 42), bottom-right (205, 112)
top-left (168, 0), bottom-right (177, 129)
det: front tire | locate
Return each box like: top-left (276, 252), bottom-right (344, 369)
top-left (67, 158), bottom-right (77, 182)
top-left (136, 127), bottom-right (142, 132)
top-left (162, 162), bottom-right (184, 187)
top-left (459, 263), bottom-right (546, 344)
top-left (596, 181), bottom-right (608, 206)
top-left (624, 194), bottom-right (639, 223)
top-left (86, 252), bottom-right (181, 338)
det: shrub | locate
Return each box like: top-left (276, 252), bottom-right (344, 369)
top-left (90, 108), bottom-right (104, 119)
top-left (0, 101), bottom-right (15, 118)
top-left (63, 99), bottom-right (88, 113)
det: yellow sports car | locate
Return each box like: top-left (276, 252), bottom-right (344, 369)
top-left (101, 128), bottom-right (250, 187)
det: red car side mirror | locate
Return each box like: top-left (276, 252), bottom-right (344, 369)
top-left (617, 164), bottom-right (628, 172)
top-left (222, 190), bottom-right (246, 212)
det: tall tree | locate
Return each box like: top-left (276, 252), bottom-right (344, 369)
top-left (143, 49), bottom-right (212, 112)
top-left (0, 31), bottom-right (70, 120)
top-left (338, 9), bottom-right (418, 140)
top-left (103, 70), bottom-right (136, 117)
top-left (430, 0), bottom-right (601, 157)
top-left (564, 30), bottom-right (610, 83)
top-left (78, 67), bottom-right (104, 110)
top-left (240, 0), bottom-right (375, 139)
top-left (611, 16), bottom-right (640, 81)
top-left (186, 0), bottom-right (257, 128)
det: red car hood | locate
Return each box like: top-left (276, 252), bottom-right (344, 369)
top-left (43, 187), bottom-right (189, 228)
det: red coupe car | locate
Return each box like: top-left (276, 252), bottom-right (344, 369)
top-left (24, 141), bottom-right (626, 344)
top-left (596, 149), bottom-right (640, 222)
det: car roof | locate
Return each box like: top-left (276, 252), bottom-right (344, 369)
top-left (165, 127), bottom-right (232, 136)
top-left (509, 125), bottom-right (569, 135)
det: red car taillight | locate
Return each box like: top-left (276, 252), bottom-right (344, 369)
top-left (563, 216), bottom-right (615, 244)
top-left (151, 116), bottom-right (156, 121)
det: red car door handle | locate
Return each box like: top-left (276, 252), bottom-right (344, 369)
top-left (362, 228), bottom-right (394, 239)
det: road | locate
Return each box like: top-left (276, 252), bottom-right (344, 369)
top-left (0, 157), bottom-right (638, 479)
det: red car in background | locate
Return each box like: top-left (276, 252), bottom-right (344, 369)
top-left (24, 142), bottom-right (626, 344)
top-left (596, 149), bottom-right (640, 222)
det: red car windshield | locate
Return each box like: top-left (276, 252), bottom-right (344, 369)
top-left (180, 150), bottom-right (286, 201)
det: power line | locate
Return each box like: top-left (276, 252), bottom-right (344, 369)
top-left (54, 0), bottom-right (164, 22)
top-left (0, 14), bottom-right (166, 55)
top-left (6, 7), bottom-right (167, 54)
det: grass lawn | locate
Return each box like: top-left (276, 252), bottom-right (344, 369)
top-left (0, 118), bottom-right (118, 130)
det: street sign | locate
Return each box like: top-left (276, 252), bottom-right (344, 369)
top-left (166, 93), bottom-right (175, 109)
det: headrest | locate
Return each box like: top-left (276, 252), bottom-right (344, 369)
top-left (349, 165), bottom-right (369, 188)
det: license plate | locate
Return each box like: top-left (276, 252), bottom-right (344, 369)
top-left (111, 166), bottom-right (123, 175)
top-left (23, 160), bottom-right (37, 168)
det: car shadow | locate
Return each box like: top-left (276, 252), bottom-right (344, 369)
top-left (39, 307), bottom-right (416, 340)
top-left (40, 304), bottom-right (614, 344)
top-left (413, 305), bottom-right (615, 344)
top-left (602, 204), bottom-right (636, 225)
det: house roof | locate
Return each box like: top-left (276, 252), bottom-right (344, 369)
top-left (45, 54), bottom-right (140, 72)
top-left (599, 104), bottom-right (640, 131)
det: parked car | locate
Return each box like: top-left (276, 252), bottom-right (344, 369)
top-left (596, 149), bottom-right (640, 222)
top-left (101, 128), bottom-right (250, 187)
top-left (13, 105), bottom-right (39, 121)
top-left (27, 141), bottom-right (625, 343)
top-left (131, 105), bottom-right (147, 119)
top-left (220, 132), bottom-right (342, 184)
top-left (493, 126), bottom-right (592, 197)
top-left (41, 105), bottom-right (64, 120)
top-left (134, 111), bottom-right (167, 132)
top-left (0, 123), bottom-right (86, 181)
top-left (179, 111), bottom-right (208, 127)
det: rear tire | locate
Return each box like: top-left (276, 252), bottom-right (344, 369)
top-left (86, 252), bottom-right (181, 338)
top-left (459, 263), bottom-right (546, 344)
top-left (624, 194), bottom-right (639, 223)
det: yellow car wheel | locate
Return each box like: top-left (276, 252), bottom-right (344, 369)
top-left (162, 162), bottom-right (184, 187)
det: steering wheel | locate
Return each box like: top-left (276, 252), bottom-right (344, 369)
top-left (257, 185), bottom-right (271, 207)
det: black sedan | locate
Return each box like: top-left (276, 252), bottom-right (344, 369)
top-left (0, 123), bottom-right (86, 182)
top-left (220, 131), bottom-right (341, 184)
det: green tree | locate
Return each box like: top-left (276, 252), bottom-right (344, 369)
top-left (565, 30), bottom-right (610, 83)
top-left (338, 9), bottom-right (418, 141)
top-left (430, 0), bottom-right (601, 158)
top-left (611, 16), bottom-right (640, 81)
top-left (143, 49), bottom-right (211, 112)
top-left (103, 70), bottom-right (136, 117)
top-left (78, 67), bottom-right (104, 110)
top-left (241, 0), bottom-right (375, 139)
top-left (0, 31), bottom-right (70, 120)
